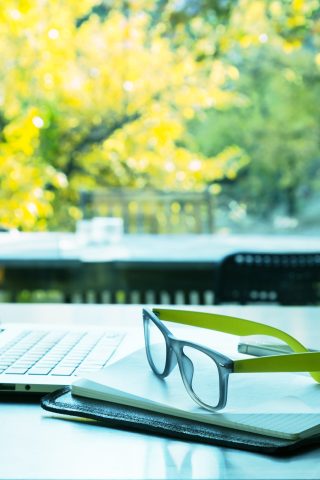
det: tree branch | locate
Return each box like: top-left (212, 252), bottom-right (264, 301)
top-left (64, 111), bottom-right (141, 177)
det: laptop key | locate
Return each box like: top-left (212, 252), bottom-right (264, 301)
top-left (5, 367), bottom-right (29, 374)
top-left (27, 367), bottom-right (54, 375)
top-left (51, 367), bottom-right (76, 376)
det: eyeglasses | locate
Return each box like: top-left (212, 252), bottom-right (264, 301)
top-left (143, 308), bottom-right (320, 412)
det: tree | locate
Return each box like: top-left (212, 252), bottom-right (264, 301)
top-left (191, 0), bottom-right (320, 225)
top-left (1, 0), bottom-right (318, 230)
top-left (0, 0), bottom-right (246, 230)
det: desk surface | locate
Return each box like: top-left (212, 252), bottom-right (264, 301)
top-left (0, 303), bottom-right (320, 479)
top-left (0, 232), bottom-right (319, 264)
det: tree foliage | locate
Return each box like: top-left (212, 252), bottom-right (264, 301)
top-left (0, 0), bottom-right (246, 230)
top-left (0, 0), bottom-right (319, 230)
top-left (193, 0), bottom-right (320, 224)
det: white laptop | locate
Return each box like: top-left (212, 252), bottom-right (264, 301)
top-left (0, 322), bottom-right (126, 394)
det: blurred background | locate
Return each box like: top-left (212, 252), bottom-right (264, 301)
top-left (0, 0), bottom-right (319, 235)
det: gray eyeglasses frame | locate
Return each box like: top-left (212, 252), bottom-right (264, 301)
top-left (143, 308), bottom-right (234, 412)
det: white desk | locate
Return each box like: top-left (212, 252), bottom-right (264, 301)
top-left (0, 232), bottom-right (319, 263)
top-left (0, 303), bottom-right (319, 479)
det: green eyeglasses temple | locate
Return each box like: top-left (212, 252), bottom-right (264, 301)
top-left (152, 308), bottom-right (320, 383)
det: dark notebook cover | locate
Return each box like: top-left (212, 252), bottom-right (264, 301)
top-left (41, 387), bottom-right (320, 455)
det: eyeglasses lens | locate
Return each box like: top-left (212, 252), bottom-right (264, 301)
top-left (182, 346), bottom-right (220, 408)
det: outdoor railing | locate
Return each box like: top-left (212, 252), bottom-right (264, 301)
top-left (79, 188), bottom-right (215, 234)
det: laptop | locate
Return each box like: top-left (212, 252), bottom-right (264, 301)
top-left (0, 322), bottom-right (126, 394)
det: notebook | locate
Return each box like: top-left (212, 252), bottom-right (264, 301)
top-left (71, 347), bottom-right (320, 441)
top-left (0, 322), bottom-right (125, 394)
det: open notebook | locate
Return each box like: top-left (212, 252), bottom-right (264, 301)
top-left (72, 347), bottom-right (320, 441)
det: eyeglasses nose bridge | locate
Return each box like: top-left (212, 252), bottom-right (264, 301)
top-left (171, 342), bottom-right (195, 385)
top-left (180, 350), bottom-right (194, 385)
top-left (166, 342), bottom-right (179, 375)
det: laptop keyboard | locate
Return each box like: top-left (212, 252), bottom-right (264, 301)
top-left (0, 329), bottom-right (124, 376)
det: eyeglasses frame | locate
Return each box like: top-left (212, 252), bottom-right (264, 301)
top-left (143, 308), bottom-right (234, 411)
top-left (143, 307), bottom-right (320, 412)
